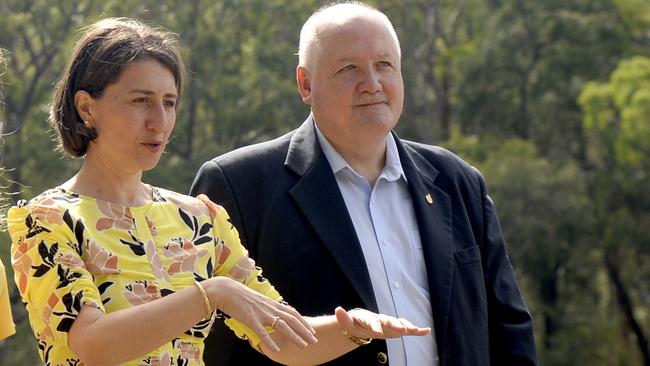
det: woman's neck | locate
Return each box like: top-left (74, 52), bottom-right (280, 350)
top-left (62, 160), bottom-right (151, 207)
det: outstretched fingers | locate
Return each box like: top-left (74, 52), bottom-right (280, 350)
top-left (336, 307), bottom-right (431, 340)
top-left (396, 317), bottom-right (431, 336)
top-left (377, 315), bottom-right (431, 338)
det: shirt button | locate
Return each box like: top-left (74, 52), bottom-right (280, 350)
top-left (394, 281), bottom-right (400, 288)
top-left (377, 352), bottom-right (388, 364)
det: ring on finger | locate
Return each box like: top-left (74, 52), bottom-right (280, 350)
top-left (271, 316), bottom-right (281, 329)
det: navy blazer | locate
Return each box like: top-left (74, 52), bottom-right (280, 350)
top-left (190, 117), bottom-right (537, 366)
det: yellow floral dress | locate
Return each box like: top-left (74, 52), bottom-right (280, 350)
top-left (7, 187), bottom-right (281, 366)
top-left (0, 258), bottom-right (16, 340)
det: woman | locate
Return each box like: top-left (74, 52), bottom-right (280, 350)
top-left (6, 18), bottom-right (429, 365)
top-left (0, 258), bottom-right (14, 341)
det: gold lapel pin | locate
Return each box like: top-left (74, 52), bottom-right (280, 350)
top-left (425, 193), bottom-right (433, 204)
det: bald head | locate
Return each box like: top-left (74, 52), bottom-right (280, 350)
top-left (298, 2), bottom-right (401, 70)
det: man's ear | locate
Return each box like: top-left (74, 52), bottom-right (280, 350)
top-left (296, 66), bottom-right (312, 105)
top-left (74, 90), bottom-right (94, 123)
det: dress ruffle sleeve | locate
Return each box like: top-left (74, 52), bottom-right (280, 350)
top-left (7, 200), bottom-right (105, 355)
top-left (196, 194), bottom-right (282, 347)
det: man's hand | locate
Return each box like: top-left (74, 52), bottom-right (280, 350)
top-left (334, 306), bottom-right (431, 340)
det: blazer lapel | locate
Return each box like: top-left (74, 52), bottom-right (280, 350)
top-left (285, 117), bottom-right (378, 311)
top-left (395, 136), bottom-right (454, 350)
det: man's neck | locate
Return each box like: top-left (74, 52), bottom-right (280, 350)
top-left (330, 136), bottom-right (387, 187)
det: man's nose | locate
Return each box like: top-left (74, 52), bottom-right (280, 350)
top-left (358, 69), bottom-right (382, 94)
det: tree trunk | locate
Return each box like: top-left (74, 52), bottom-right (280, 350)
top-left (605, 253), bottom-right (650, 366)
top-left (540, 268), bottom-right (559, 351)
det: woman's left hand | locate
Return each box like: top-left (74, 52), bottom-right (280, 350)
top-left (334, 306), bottom-right (431, 340)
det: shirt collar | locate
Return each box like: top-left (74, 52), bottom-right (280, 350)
top-left (313, 119), bottom-right (406, 183)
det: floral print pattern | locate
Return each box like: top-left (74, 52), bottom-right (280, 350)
top-left (7, 187), bottom-right (281, 365)
top-left (164, 238), bottom-right (209, 276)
top-left (96, 200), bottom-right (134, 231)
top-left (124, 280), bottom-right (162, 306)
top-left (85, 240), bottom-right (120, 276)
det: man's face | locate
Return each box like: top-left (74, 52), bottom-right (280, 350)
top-left (298, 15), bottom-right (404, 149)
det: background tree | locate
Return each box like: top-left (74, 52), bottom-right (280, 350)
top-left (579, 56), bottom-right (650, 366)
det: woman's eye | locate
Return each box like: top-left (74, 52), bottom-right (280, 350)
top-left (164, 100), bottom-right (176, 109)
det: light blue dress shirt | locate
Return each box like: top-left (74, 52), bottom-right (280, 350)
top-left (314, 122), bottom-right (438, 366)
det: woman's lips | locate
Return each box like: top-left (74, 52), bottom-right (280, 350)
top-left (143, 142), bottom-right (163, 153)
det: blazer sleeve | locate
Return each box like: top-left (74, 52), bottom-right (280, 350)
top-left (475, 170), bottom-right (538, 365)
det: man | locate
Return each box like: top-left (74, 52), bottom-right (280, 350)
top-left (191, 2), bottom-right (537, 365)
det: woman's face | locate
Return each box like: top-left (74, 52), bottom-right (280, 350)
top-left (83, 59), bottom-right (178, 175)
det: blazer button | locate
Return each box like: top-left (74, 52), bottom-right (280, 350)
top-left (377, 352), bottom-right (388, 364)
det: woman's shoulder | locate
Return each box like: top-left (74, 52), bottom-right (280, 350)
top-left (12, 187), bottom-right (81, 213)
top-left (6, 188), bottom-right (80, 235)
top-left (154, 187), bottom-right (228, 222)
top-left (153, 187), bottom-right (211, 217)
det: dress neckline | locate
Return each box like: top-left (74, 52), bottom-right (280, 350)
top-left (54, 185), bottom-right (165, 210)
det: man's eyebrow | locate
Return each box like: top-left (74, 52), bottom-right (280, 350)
top-left (336, 53), bottom-right (394, 63)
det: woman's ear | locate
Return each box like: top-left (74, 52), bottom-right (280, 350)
top-left (74, 90), bottom-right (94, 123)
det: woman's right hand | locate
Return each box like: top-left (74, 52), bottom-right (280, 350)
top-left (204, 276), bottom-right (318, 352)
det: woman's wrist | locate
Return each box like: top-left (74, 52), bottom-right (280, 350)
top-left (203, 276), bottom-right (234, 312)
top-left (193, 281), bottom-right (212, 319)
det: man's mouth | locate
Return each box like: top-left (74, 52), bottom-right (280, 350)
top-left (356, 95), bottom-right (388, 106)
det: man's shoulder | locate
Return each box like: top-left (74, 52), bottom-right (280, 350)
top-left (402, 139), bottom-right (478, 177)
top-left (209, 130), bottom-right (294, 168)
top-left (400, 139), bottom-right (486, 206)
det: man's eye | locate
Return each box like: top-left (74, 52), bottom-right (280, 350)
top-left (339, 65), bottom-right (356, 73)
top-left (133, 98), bottom-right (148, 104)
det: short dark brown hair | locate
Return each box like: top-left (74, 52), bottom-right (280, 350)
top-left (50, 17), bottom-right (185, 157)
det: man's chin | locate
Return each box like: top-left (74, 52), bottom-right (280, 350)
top-left (354, 113), bottom-right (398, 127)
